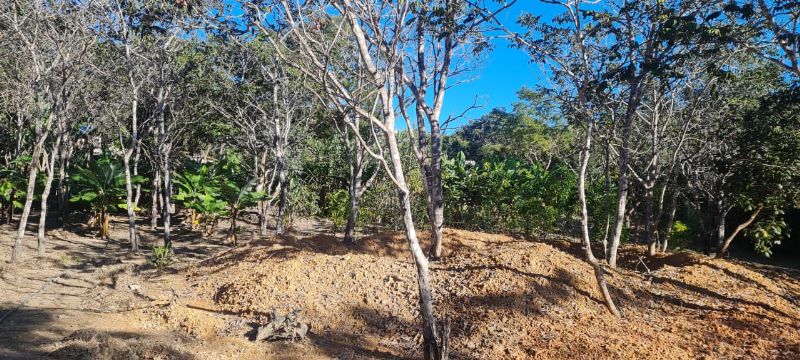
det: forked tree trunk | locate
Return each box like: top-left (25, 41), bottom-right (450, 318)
top-left (37, 136), bottom-right (61, 256)
top-left (578, 121), bottom-right (621, 317)
top-left (717, 206), bottom-right (763, 258)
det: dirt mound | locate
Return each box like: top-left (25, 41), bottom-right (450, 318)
top-left (172, 228), bottom-right (799, 359)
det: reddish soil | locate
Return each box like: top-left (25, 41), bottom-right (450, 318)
top-left (1, 217), bottom-right (799, 359)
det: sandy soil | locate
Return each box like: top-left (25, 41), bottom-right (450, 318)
top-left (1, 216), bottom-right (798, 359)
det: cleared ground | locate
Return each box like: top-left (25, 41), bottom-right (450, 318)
top-left (0, 216), bottom-right (798, 359)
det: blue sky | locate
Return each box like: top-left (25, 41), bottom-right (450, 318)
top-left (439, 2), bottom-right (563, 131)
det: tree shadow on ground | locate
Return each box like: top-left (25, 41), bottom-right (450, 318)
top-left (651, 275), bottom-right (799, 321)
top-left (0, 307), bottom-right (196, 360)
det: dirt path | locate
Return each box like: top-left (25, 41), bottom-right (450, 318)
top-left (0, 218), bottom-right (231, 359)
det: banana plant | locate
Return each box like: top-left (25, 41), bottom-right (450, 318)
top-left (70, 156), bottom-right (146, 240)
top-left (218, 177), bottom-right (268, 246)
top-left (174, 162), bottom-right (225, 232)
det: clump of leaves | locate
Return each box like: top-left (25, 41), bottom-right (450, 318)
top-left (216, 153), bottom-right (268, 245)
top-left (69, 156), bottom-right (146, 239)
top-left (669, 220), bottom-right (695, 250)
top-left (0, 155), bottom-right (35, 217)
top-left (149, 245), bottom-right (173, 271)
top-left (174, 161), bottom-right (226, 234)
top-left (325, 189), bottom-right (349, 232)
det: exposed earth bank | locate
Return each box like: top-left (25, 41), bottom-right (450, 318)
top-left (1, 220), bottom-right (798, 359)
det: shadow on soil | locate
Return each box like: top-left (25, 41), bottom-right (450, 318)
top-left (0, 307), bottom-right (195, 360)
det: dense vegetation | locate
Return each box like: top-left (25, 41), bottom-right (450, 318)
top-left (1, 0), bottom-right (798, 358)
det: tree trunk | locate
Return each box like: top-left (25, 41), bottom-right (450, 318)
top-left (101, 209), bottom-right (110, 240)
top-left (344, 187), bottom-right (361, 244)
top-left (602, 140), bottom-right (612, 259)
top-left (607, 83), bottom-right (644, 267)
top-left (123, 153), bottom-right (138, 252)
top-left (11, 133), bottom-right (48, 262)
top-left (661, 195), bottom-right (677, 252)
top-left (578, 120), bottom-right (621, 317)
top-left (717, 206), bottom-right (763, 258)
top-left (715, 200), bottom-right (727, 253)
top-left (227, 209), bottom-right (238, 246)
top-left (426, 129), bottom-right (445, 260)
top-left (151, 171), bottom-right (160, 230)
top-left (274, 149), bottom-right (287, 236)
top-left (386, 128), bottom-right (442, 359)
top-left (37, 137), bottom-right (61, 257)
top-left (5, 192), bottom-right (14, 224)
top-left (645, 184), bottom-right (657, 256)
top-left (56, 139), bottom-right (72, 225)
top-left (162, 152), bottom-right (172, 248)
top-left (344, 139), bottom-right (364, 244)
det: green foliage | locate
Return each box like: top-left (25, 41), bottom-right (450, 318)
top-left (217, 153), bottom-right (267, 215)
top-left (669, 220), bottom-right (694, 250)
top-left (748, 212), bottom-right (790, 258)
top-left (69, 156), bottom-right (146, 213)
top-left (0, 155), bottom-right (32, 209)
top-left (148, 245), bottom-right (173, 271)
top-left (173, 153), bottom-right (268, 239)
top-left (443, 151), bottom-right (577, 234)
top-left (324, 189), bottom-right (349, 232)
top-left (173, 161), bottom-right (227, 229)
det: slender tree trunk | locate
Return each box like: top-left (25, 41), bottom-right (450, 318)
top-left (274, 147), bottom-right (287, 236)
top-left (578, 121), bottom-right (621, 317)
top-left (344, 185), bottom-right (361, 244)
top-left (123, 90), bottom-right (140, 251)
top-left (717, 206), bottom-right (763, 258)
top-left (56, 140), bottom-right (72, 225)
top-left (37, 136), bottom-right (61, 257)
top-left (151, 170), bottom-right (160, 230)
top-left (255, 153), bottom-right (269, 236)
top-left (227, 209), bottom-right (238, 246)
top-left (661, 195), bottom-right (677, 252)
top-left (602, 140), bottom-right (612, 258)
top-left (11, 131), bottom-right (48, 262)
top-left (386, 128), bottom-right (442, 359)
top-left (427, 126), bottom-right (445, 259)
top-left (645, 184), bottom-right (657, 256)
top-left (715, 200), bottom-right (727, 253)
top-left (123, 153), bottom-right (138, 252)
top-left (162, 151), bottom-right (172, 248)
top-left (344, 137), bottom-right (364, 244)
top-left (5, 192), bottom-right (13, 224)
top-left (608, 83), bottom-right (644, 267)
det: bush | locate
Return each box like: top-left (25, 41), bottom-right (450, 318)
top-left (669, 220), bottom-right (693, 250)
top-left (149, 245), bottom-right (173, 270)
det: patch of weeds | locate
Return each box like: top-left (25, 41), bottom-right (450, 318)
top-left (148, 245), bottom-right (174, 271)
